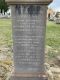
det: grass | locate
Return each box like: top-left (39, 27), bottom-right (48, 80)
top-left (46, 21), bottom-right (60, 62)
top-left (0, 19), bottom-right (12, 47)
top-left (0, 19), bottom-right (13, 80)
top-left (46, 21), bottom-right (60, 48)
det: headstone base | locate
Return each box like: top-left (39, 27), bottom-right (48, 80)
top-left (9, 73), bottom-right (48, 80)
top-left (10, 76), bottom-right (48, 80)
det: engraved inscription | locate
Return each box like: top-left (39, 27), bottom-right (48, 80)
top-left (28, 5), bottom-right (40, 15)
top-left (12, 5), bottom-right (46, 72)
top-left (15, 5), bottom-right (40, 15)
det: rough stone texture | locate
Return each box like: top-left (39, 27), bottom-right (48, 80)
top-left (11, 5), bottom-right (47, 74)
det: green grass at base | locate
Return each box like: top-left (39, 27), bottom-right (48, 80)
top-left (0, 19), bottom-right (12, 47)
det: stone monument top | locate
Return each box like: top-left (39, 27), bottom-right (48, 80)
top-left (5, 0), bottom-right (53, 5)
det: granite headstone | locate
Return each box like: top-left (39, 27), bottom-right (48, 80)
top-left (5, 0), bottom-right (53, 80)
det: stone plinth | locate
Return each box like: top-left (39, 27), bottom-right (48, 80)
top-left (5, 0), bottom-right (53, 80)
top-left (5, 0), bottom-right (52, 4)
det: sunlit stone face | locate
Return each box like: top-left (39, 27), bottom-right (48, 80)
top-left (11, 5), bottom-right (47, 73)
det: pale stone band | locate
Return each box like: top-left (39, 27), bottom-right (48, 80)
top-left (12, 72), bottom-right (48, 78)
top-left (5, 0), bottom-right (53, 5)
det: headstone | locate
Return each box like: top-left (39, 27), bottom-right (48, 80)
top-left (5, 0), bottom-right (53, 80)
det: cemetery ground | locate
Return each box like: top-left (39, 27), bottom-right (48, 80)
top-left (0, 19), bottom-right (60, 80)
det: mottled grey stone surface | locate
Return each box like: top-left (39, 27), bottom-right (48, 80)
top-left (11, 5), bottom-right (47, 73)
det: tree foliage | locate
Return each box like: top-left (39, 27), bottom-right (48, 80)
top-left (0, 0), bottom-right (8, 13)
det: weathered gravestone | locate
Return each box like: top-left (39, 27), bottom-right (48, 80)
top-left (6, 0), bottom-right (53, 80)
